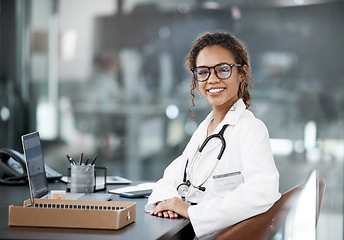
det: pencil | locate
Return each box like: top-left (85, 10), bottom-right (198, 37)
top-left (79, 153), bottom-right (83, 165)
top-left (91, 156), bottom-right (97, 165)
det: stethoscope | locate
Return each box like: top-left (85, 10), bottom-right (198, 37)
top-left (177, 124), bottom-right (229, 200)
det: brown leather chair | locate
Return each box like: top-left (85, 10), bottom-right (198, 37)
top-left (215, 176), bottom-right (326, 240)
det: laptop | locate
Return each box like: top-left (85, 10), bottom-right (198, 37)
top-left (21, 131), bottom-right (113, 205)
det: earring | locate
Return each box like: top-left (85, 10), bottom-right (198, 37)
top-left (240, 82), bottom-right (245, 97)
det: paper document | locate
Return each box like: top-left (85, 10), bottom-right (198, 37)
top-left (109, 182), bottom-right (155, 194)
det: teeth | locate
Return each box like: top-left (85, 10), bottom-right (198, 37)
top-left (208, 88), bottom-right (224, 93)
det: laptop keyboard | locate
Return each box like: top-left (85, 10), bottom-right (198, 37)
top-left (44, 165), bottom-right (63, 181)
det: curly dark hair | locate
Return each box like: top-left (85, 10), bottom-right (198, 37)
top-left (186, 32), bottom-right (252, 117)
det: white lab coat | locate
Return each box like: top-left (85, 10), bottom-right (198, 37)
top-left (145, 99), bottom-right (281, 239)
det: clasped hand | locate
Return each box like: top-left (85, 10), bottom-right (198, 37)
top-left (150, 197), bottom-right (190, 219)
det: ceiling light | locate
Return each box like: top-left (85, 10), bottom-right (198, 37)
top-left (202, 2), bottom-right (221, 9)
top-left (294, 0), bottom-right (305, 5)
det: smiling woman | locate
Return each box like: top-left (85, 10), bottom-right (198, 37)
top-left (145, 32), bottom-right (281, 239)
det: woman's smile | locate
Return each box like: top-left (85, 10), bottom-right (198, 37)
top-left (207, 87), bottom-right (226, 96)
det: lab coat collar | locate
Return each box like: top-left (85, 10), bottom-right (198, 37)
top-left (201, 98), bottom-right (246, 131)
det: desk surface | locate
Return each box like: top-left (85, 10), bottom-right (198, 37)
top-left (0, 181), bottom-right (192, 240)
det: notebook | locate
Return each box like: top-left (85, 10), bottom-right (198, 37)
top-left (21, 131), bottom-right (113, 205)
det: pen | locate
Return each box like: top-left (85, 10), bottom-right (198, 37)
top-left (66, 154), bottom-right (76, 165)
top-left (90, 156), bottom-right (97, 165)
top-left (106, 195), bottom-right (113, 201)
top-left (79, 153), bottom-right (83, 165)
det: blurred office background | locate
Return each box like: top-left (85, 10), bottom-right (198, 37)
top-left (0, 0), bottom-right (343, 238)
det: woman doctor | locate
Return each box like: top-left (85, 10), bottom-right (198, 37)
top-left (145, 32), bottom-right (281, 239)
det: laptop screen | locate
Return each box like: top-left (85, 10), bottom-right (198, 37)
top-left (22, 132), bottom-right (49, 204)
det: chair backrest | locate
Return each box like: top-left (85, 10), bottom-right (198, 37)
top-left (317, 177), bottom-right (326, 226)
top-left (215, 176), bottom-right (326, 240)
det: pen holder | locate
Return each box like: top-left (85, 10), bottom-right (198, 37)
top-left (67, 166), bottom-right (107, 193)
top-left (70, 165), bottom-right (95, 193)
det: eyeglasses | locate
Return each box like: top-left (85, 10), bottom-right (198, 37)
top-left (191, 63), bottom-right (242, 82)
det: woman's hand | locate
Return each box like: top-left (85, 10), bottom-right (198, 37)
top-left (151, 197), bottom-right (190, 219)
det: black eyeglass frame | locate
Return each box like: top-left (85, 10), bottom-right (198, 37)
top-left (191, 63), bottom-right (242, 82)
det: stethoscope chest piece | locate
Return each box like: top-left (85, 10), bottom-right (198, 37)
top-left (177, 180), bottom-right (190, 198)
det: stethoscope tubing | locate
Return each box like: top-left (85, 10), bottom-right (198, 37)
top-left (198, 124), bottom-right (228, 160)
top-left (186, 124), bottom-right (229, 191)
